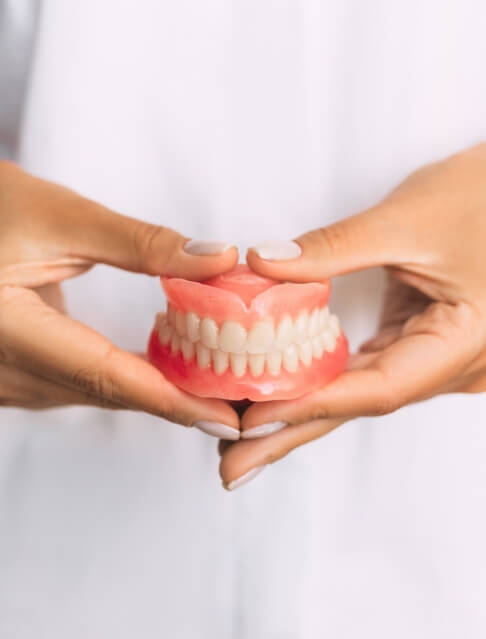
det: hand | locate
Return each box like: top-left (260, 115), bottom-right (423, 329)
top-left (220, 142), bottom-right (486, 488)
top-left (0, 161), bottom-right (240, 436)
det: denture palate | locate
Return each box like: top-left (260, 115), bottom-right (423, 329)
top-left (157, 304), bottom-right (342, 378)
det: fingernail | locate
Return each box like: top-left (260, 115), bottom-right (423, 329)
top-left (193, 420), bottom-right (240, 440)
top-left (184, 239), bottom-right (235, 256)
top-left (225, 466), bottom-right (266, 491)
top-left (241, 421), bottom-right (287, 439)
top-left (251, 241), bottom-right (302, 261)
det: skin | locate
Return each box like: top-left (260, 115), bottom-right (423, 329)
top-left (0, 161), bottom-right (239, 433)
top-left (220, 143), bottom-right (486, 488)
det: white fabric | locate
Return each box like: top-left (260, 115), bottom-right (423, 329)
top-left (1, 1), bottom-right (486, 637)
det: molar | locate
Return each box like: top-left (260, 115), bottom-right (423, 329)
top-left (312, 335), bottom-right (325, 359)
top-left (219, 321), bottom-right (247, 353)
top-left (200, 317), bottom-right (219, 349)
top-left (308, 308), bottom-right (321, 337)
top-left (170, 333), bottom-right (181, 354)
top-left (159, 322), bottom-right (173, 346)
top-left (247, 320), bottom-right (275, 354)
top-left (322, 329), bottom-right (337, 352)
top-left (329, 314), bottom-right (340, 337)
top-left (167, 304), bottom-right (176, 327)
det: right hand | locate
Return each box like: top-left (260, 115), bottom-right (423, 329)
top-left (0, 161), bottom-right (239, 436)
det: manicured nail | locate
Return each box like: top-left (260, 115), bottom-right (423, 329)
top-left (225, 466), bottom-right (266, 491)
top-left (241, 421), bottom-right (287, 439)
top-left (252, 241), bottom-right (302, 261)
top-left (184, 239), bottom-right (235, 256)
top-left (193, 420), bottom-right (240, 440)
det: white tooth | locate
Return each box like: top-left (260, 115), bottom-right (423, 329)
top-left (159, 323), bottom-right (173, 345)
top-left (299, 341), bottom-right (313, 367)
top-left (294, 311), bottom-right (309, 344)
top-left (186, 312), bottom-right (201, 343)
top-left (170, 333), bottom-right (181, 354)
top-left (200, 317), bottom-right (219, 349)
top-left (308, 308), bottom-right (320, 337)
top-left (319, 307), bottom-right (330, 331)
top-left (275, 315), bottom-right (294, 349)
top-left (181, 337), bottom-right (195, 361)
top-left (175, 310), bottom-right (187, 336)
top-left (196, 343), bottom-right (211, 369)
top-left (282, 344), bottom-right (299, 372)
top-left (213, 350), bottom-right (229, 375)
top-left (247, 320), bottom-right (275, 354)
top-left (230, 352), bottom-right (247, 377)
top-left (248, 353), bottom-right (265, 377)
top-left (312, 335), bottom-right (325, 359)
top-left (155, 312), bottom-right (166, 329)
top-left (329, 314), bottom-right (340, 337)
top-left (219, 321), bottom-right (247, 353)
top-left (167, 304), bottom-right (176, 327)
top-left (322, 329), bottom-right (337, 352)
top-left (266, 351), bottom-right (282, 375)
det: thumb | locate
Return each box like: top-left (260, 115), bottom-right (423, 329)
top-left (246, 206), bottom-right (408, 282)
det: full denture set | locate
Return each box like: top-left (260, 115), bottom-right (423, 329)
top-left (148, 265), bottom-right (348, 401)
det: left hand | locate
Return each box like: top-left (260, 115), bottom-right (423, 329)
top-left (220, 143), bottom-right (486, 489)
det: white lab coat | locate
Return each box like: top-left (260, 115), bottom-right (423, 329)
top-left (1, 1), bottom-right (486, 637)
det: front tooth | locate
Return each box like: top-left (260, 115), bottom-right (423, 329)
top-left (322, 329), bottom-right (337, 352)
top-left (319, 307), bottom-right (330, 331)
top-left (196, 343), bottom-right (211, 368)
top-left (159, 323), bottom-right (173, 345)
top-left (219, 321), bottom-right (247, 353)
top-left (266, 351), bottom-right (282, 375)
top-left (247, 320), bottom-right (275, 354)
top-left (186, 312), bottom-right (201, 343)
top-left (230, 352), bottom-right (247, 377)
top-left (329, 314), bottom-right (340, 337)
top-left (167, 304), bottom-right (176, 327)
top-left (248, 353), bottom-right (265, 377)
top-left (200, 317), bottom-right (219, 349)
top-left (213, 350), bottom-right (229, 375)
top-left (176, 310), bottom-right (187, 336)
top-left (312, 335), bottom-right (324, 359)
top-left (308, 308), bottom-right (320, 337)
top-left (282, 344), bottom-right (299, 372)
top-left (275, 315), bottom-right (294, 349)
top-left (170, 333), bottom-right (181, 354)
top-left (299, 341), bottom-right (313, 366)
top-left (294, 311), bottom-right (309, 344)
top-left (181, 337), bottom-right (195, 361)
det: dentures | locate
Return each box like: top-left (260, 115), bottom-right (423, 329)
top-left (148, 265), bottom-right (348, 401)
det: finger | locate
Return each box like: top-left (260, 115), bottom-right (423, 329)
top-left (240, 301), bottom-right (481, 430)
top-left (246, 206), bottom-right (413, 282)
top-left (0, 285), bottom-right (239, 433)
top-left (11, 164), bottom-right (239, 280)
top-left (220, 417), bottom-right (346, 490)
top-left (0, 362), bottom-right (122, 410)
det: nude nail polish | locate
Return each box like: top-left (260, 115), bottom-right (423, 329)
top-left (225, 466), bottom-right (266, 491)
top-left (251, 241), bottom-right (302, 261)
top-left (193, 421), bottom-right (240, 440)
top-left (184, 240), bottom-right (235, 256)
top-left (241, 421), bottom-right (287, 439)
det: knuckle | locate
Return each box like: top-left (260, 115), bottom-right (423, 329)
top-left (371, 391), bottom-right (402, 416)
top-left (132, 222), bottom-right (171, 274)
top-left (71, 367), bottom-right (118, 402)
top-left (315, 222), bottom-right (351, 257)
